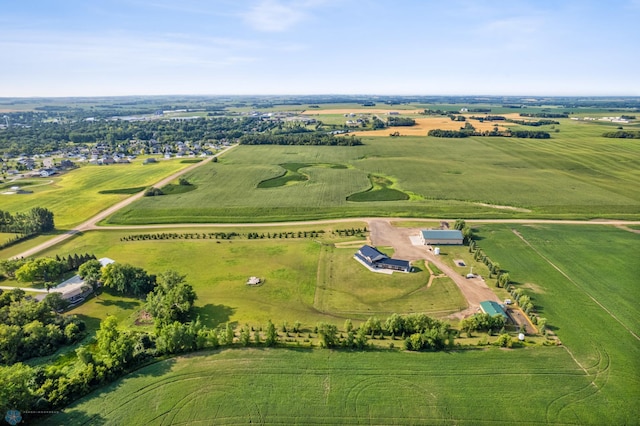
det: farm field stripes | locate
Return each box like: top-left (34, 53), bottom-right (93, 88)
top-left (45, 348), bottom-right (591, 425)
top-left (104, 128), bottom-right (640, 225)
top-left (476, 224), bottom-right (640, 424)
top-left (511, 229), bottom-right (640, 342)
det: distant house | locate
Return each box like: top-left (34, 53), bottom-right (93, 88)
top-left (419, 230), bottom-right (463, 245)
top-left (143, 158), bottom-right (158, 164)
top-left (355, 245), bottom-right (411, 273)
top-left (479, 300), bottom-right (510, 322)
top-left (39, 168), bottom-right (56, 177)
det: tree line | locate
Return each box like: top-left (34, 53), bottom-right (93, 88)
top-left (239, 133), bottom-right (363, 146)
top-left (0, 207), bottom-right (55, 235)
top-left (428, 129), bottom-right (550, 139)
top-left (387, 117), bottom-right (416, 126)
top-left (519, 112), bottom-right (569, 118)
top-left (0, 253), bottom-right (96, 284)
top-left (602, 130), bottom-right (640, 139)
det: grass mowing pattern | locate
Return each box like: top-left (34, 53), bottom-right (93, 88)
top-left (47, 347), bottom-right (589, 425)
top-left (98, 186), bottom-right (146, 194)
top-left (315, 248), bottom-right (465, 317)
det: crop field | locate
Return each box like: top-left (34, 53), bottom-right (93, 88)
top-left (0, 160), bottom-right (191, 228)
top-left (107, 119), bottom-right (640, 224)
top-left (474, 224), bottom-right (640, 424)
top-left (48, 347), bottom-right (591, 425)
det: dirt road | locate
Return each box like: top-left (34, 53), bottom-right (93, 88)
top-left (368, 219), bottom-right (501, 319)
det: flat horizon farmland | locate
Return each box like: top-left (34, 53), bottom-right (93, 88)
top-left (106, 120), bottom-right (640, 225)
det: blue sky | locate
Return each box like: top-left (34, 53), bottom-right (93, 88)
top-left (1, 0), bottom-right (639, 97)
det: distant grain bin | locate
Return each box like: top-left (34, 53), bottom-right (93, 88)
top-left (434, 247), bottom-right (440, 255)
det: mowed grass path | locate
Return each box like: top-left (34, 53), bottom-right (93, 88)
top-left (476, 224), bottom-right (640, 424)
top-left (1, 161), bottom-right (191, 228)
top-left (107, 120), bottom-right (640, 224)
top-left (47, 347), bottom-right (589, 425)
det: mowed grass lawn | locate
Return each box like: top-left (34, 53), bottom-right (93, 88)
top-left (0, 160), bottom-right (191, 228)
top-left (47, 347), bottom-right (590, 425)
top-left (475, 224), bottom-right (640, 424)
top-left (35, 225), bottom-right (458, 327)
top-left (107, 119), bottom-right (640, 224)
top-left (315, 246), bottom-right (466, 317)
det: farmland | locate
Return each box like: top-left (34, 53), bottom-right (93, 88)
top-left (47, 347), bottom-right (590, 425)
top-left (2, 98), bottom-right (639, 425)
top-left (36, 223), bottom-right (640, 425)
top-left (106, 117), bottom-right (640, 225)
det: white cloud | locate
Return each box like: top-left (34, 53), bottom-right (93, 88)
top-left (242, 0), bottom-right (325, 32)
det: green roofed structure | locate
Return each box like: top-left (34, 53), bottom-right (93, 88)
top-left (479, 300), bottom-right (509, 322)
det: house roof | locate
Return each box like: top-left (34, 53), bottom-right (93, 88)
top-left (480, 300), bottom-right (509, 320)
top-left (358, 245), bottom-right (388, 263)
top-left (377, 258), bottom-right (411, 269)
top-left (99, 257), bottom-right (115, 267)
top-left (421, 230), bottom-right (464, 240)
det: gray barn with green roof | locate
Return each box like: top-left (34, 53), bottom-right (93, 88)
top-left (419, 230), bottom-right (464, 245)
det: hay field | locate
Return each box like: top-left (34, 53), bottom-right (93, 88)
top-left (301, 108), bottom-right (425, 115)
top-left (352, 116), bottom-right (509, 136)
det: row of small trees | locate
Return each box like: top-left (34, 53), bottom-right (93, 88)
top-left (120, 232), bottom-right (239, 241)
top-left (119, 230), bottom-right (329, 242)
top-left (428, 128), bottom-right (551, 139)
top-left (332, 227), bottom-right (367, 237)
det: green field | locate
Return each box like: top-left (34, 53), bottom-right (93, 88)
top-left (315, 247), bottom-right (466, 317)
top-left (0, 160), bottom-right (192, 228)
top-left (36, 224), bottom-right (460, 327)
top-left (47, 347), bottom-right (592, 425)
top-left (475, 224), bottom-right (640, 423)
top-left (33, 223), bottom-right (640, 425)
top-left (106, 120), bottom-right (640, 224)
